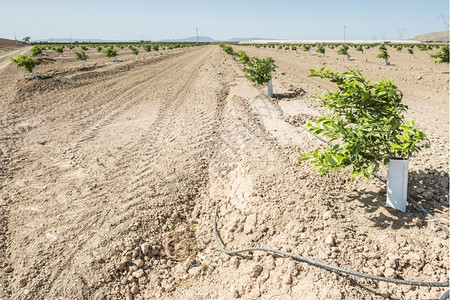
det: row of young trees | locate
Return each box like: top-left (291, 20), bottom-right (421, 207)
top-left (241, 42), bottom-right (449, 64)
top-left (220, 44), bottom-right (428, 210)
top-left (220, 44), bottom-right (277, 97)
top-left (11, 42), bottom-right (202, 78)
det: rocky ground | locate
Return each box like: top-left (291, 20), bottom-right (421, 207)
top-left (0, 44), bottom-right (448, 299)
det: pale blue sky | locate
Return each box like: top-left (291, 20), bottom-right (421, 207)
top-left (1, 0), bottom-right (448, 41)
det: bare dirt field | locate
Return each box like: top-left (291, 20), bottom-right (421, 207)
top-left (0, 44), bottom-right (448, 299)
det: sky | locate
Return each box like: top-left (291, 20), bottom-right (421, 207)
top-left (1, 0), bottom-right (448, 41)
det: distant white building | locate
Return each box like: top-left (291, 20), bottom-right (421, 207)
top-left (239, 40), bottom-right (423, 44)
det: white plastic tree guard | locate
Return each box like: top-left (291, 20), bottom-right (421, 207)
top-left (31, 69), bottom-right (39, 79)
top-left (386, 159), bottom-right (409, 212)
top-left (82, 61), bottom-right (86, 68)
top-left (268, 80), bottom-right (273, 98)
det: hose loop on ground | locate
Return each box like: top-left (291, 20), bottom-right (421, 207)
top-left (213, 204), bottom-right (449, 289)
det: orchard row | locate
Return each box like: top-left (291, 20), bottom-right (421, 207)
top-left (237, 42), bottom-right (449, 64)
top-left (10, 42), bottom-right (204, 79)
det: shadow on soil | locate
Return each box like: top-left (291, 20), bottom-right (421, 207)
top-left (274, 88), bottom-right (306, 100)
top-left (347, 169), bottom-right (449, 231)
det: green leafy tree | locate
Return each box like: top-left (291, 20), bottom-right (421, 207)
top-left (237, 51), bottom-right (251, 66)
top-left (10, 54), bottom-right (39, 79)
top-left (54, 45), bottom-right (64, 56)
top-left (317, 44), bottom-right (326, 57)
top-left (74, 50), bottom-right (88, 68)
top-left (430, 45), bottom-right (449, 63)
top-left (103, 47), bottom-right (118, 62)
top-left (131, 47), bottom-right (139, 59)
top-left (96, 46), bottom-right (103, 52)
top-left (31, 45), bottom-right (43, 58)
top-left (408, 47), bottom-right (414, 58)
top-left (221, 44), bottom-right (235, 56)
top-left (143, 44), bottom-right (152, 56)
top-left (300, 67), bottom-right (427, 179)
top-left (379, 44), bottom-right (387, 51)
top-left (291, 45), bottom-right (297, 53)
top-left (337, 45), bottom-right (350, 60)
top-left (302, 44), bottom-right (311, 55)
top-left (67, 44), bottom-right (75, 50)
top-left (377, 49), bottom-right (390, 65)
top-left (356, 44), bottom-right (364, 53)
top-left (244, 57), bottom-right (276, 85)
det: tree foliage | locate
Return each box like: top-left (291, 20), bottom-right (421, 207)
top-left (244, 57), bottom-right (276, 85)
top-left (9, 54), bottom-right (36, 73)
top-left (74, 51), bottom-right (88, 61)
top-left (103, 47), bottom-right (118, 58)
top-left (300, 67), bottom-right (427, 179)
top-left (31, 45), bottom-right (42, 56)
top-left (430, 45), bottom-right (449, 63)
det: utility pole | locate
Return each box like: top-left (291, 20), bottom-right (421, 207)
top-left (440, 14), bottom-right (449, 30)
top-left (14, 32), bottom-right (17, 46)
top-left (196, 27), bottom-right (198, 44)
top-left (397, 28), bottom-right (405, 40)
top-left (343, 25), bottom-right (346, 44)
top-left (70, 34), bottom-right (72, 44)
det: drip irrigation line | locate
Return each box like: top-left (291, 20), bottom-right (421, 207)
top-left (214, 205), bottom-right (449, 289)
top-left (218, 52), bottom-right (449, 298)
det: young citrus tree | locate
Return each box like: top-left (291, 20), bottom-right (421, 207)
top-left (337, 45), bottom-right (350, 60)
top-left (74, 50), bottom-right (88, 68)
top-left (31, 45), bottom-right (43, 58)
top-left (430, 45), bottom-right (449, 63)
top-left (153, 44), bottom-right (159, 54)
top-left (143, 44), bottom-right (152, 56)
top-left (54, 45), bottom-right (64, 56)
top-left (377, 49), bottom-right (390, 65)
top-left (317, 44), bottom-right (326, 57)
top-left (244, 57), bottom-right (276, 97)
top-left (10, 54), bottom-right (39, 79)
top-left (356, 44), bottom-right (364, 54)
top-left (302, 44), bottom-right (311, 55)
top-left (96, 46), bottom-right (103, 53)
top-left (103, 47), bottom-right (118, 62)
top-left (80, 45), bottom-right (88, 51)
top-left (408, 47), bottom-right (414, 58)
top-left (379, 44), bottom-right (387, 51)
top-left (291, 45), bottom-right (298, 54)
top-left (300, 67), bottom-right (427, 179)
top-left (131, 47), bottom-right (139, 60)
top-left (237, 51), bottom-right (251, 67)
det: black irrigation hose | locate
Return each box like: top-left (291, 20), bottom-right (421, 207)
top-left (224, 58), bottom-right (450, 296)
top-left (214, 204), bottom-right (450, 290)
top-left (440, 290), bottom-right (450, 300)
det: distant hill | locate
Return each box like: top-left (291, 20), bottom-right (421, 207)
top-left (31, 36), bottom-right (276, 43)
top-left (32, 38), bottom-right (122, 43)
top-left (409, 30), bottom-right (449, 42)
